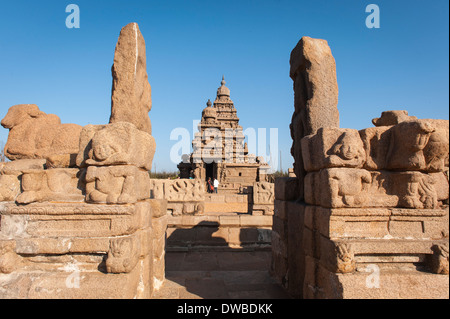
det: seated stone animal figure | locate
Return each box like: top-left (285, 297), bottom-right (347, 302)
top-left (372, 110), bottom-right (418, 126)
top-left (1, 104), bottom-right (82, 165)
top-left (370, 110), bottom-right (449, 172)
top-left (85, 165), bottom-right (150, 204)
top-left (78, 122), bottom-right (155, 171)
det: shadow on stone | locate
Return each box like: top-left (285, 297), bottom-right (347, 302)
top-left (163, 221), bottom-right (288, 299)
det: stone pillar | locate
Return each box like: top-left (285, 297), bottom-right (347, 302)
top-left (110, 23), bottom-right (153, 136)
top-left (289, 36), bottom-right (339, 200)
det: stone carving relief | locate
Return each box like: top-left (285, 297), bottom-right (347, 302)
top-left (305, 168), bottom-right (446, 209)
top-left (77, 122), bottom-right (155, 171)
top-left (386, 120), bottom-right (435, 171)
top-left (0, 240), bottom-right (21, 274)
top-left (106, 236), bottom-right (140, 273)
top-left (149, 179), bottom-right (205, 202)
top-left (335, 243), bottom-right (356, 274)
top-left (85, 166), bottom-right (150, 204)
top-left (360, 118), bottom-right (449, 172)
top-left (165, 179), bottom-right (205, 201)
top-left (16, 168), bottom-right (85, 204)
top-left (393, 172), bottom-right (438, 209)
top-left (301, 128), bottom-right (366, 171)
top-left (253, 182), bottom-right (275, 204)
top-left (430, 243), bottom-right (449, 275)
top-left (328, 168), bottom-right (372, 208)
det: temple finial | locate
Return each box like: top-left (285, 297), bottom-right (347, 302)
top-left (221, 75), bottom-right (226, 86)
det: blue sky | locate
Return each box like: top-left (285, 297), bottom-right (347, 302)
top-left (0, 0), bottom-right (448, 172)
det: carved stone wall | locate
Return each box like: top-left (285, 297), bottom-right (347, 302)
top-left (272, 36), bottom-right (449, 299)
top-left (274, 114), bottom-right (450, 299)
top-left (0, 23), bottom-right (165, 299)
top-left (149, 179), bottom-right (205, 216)
top-left (251, 182), bottom-right (275, 216)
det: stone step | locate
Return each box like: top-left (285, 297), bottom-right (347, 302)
top-left (205, 193), bottom-right (249, 204)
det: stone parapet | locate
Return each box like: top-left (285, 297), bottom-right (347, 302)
top-left (0, 200), bottom-right (165, 299)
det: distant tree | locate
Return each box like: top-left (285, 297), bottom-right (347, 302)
top-left (267, 170), bottom-right (288, 183)
top-left (148, 170), bottom-right (179, 179)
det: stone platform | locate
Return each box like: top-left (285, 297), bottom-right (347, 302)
top-left (204, 193), bottom-right (249, 213)
top-left (166, 212), bottom-right (272, 251)
top-left (154, 250), bottom-right (290, 299)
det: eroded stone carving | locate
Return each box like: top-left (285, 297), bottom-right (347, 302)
top-left (393, 172), bottom-right (438, 209)
top-left (361, 116), bottom-right (449, 172)
top-left (1, 104), bottom-right (82, 164)
top-left (430, 243), bottom-right (449, 275)
top-left (0, 240), bottom-right (21, 274)
top-left (372, 110), bottom-right (417, 126)
top-left (78, 122), bottom-right (155, 171)
top-left (302, 128), bottom-right (366, 171)
top-left (305, 168), bottom-right (445, 209)
top-left (85, 165), bottom-right (150, 204)
top-left (16, 168), bottom-right (85, 204)
top-left (386, 120), bottom-right (435, 171)
top-left (335, 243), bottom-right (356, 273)
top-left (0, 23), bottom-right (162, 300)
top-left (164, 179), bottom-right (205, 202)
top-left (106, 236), bottom-right (140, 273)
top-left (253, 182), bottom-right (275, 204)
top-left (328, 168), bottom-right (372, 208)
top-left (0, 172), bottom-right (21, 202)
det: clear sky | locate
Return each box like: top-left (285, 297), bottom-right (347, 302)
top-left (0, 0), bottom-right (448, 172)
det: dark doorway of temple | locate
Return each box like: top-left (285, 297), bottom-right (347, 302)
top-left (205, 163), bottom-right (214, 181)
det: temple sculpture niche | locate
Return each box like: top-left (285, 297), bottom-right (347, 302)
top-left (178, 76), bottom-right (270, 194)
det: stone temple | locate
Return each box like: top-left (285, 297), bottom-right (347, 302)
top-left (0, 23), bottom-right (448, 300)
top-left (178, 76), bottom-right (270, 193)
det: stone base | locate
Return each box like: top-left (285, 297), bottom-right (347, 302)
top-left (0, 200), bottom-right (163, 299)
top-left (166, 212), bottom-right (272, 251)
top-left (0, 255), bottom-right (151, 299)
top-left (304, 261), bottom-right (449, 299)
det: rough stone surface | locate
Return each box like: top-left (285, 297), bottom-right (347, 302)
top-left (0, 159), bottom-right (47, 202)
top-left (372, 110), bottom-right (417, 126)
top-left (289, 36), bottom-right (339, 199)
top-left (1, 104), bottom-right (82, 164)
top-left (78, 122), bottom-right (155, 171)
top-left (109, 23), bottom-right (152, 135)
top-left (274, 177), bottom-right (299, 201)
top-left (277, 37), bottom-right (449, 299)
top-left (17, 168), bottom-right (85, 204)
top-left (85, 165), bottom-right (150, 204)
top-left (0, 200), bottom-right (163, 299)
top-left (360, 117), bottom-right (449, 172)
top-left (305, 168), bottom-right (447, 209)
top-left (0, 23), bottom-right (164, 300)
top-left (301, 128), bottom-right (366, 171)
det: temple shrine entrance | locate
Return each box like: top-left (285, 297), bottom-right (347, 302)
top-left (205, 162), bottom-right (215, 181)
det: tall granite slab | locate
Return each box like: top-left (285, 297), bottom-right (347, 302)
top-left (289, 36), bottom-right (340, 199)
top-left (110, 23), bottom-right (153, 135)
